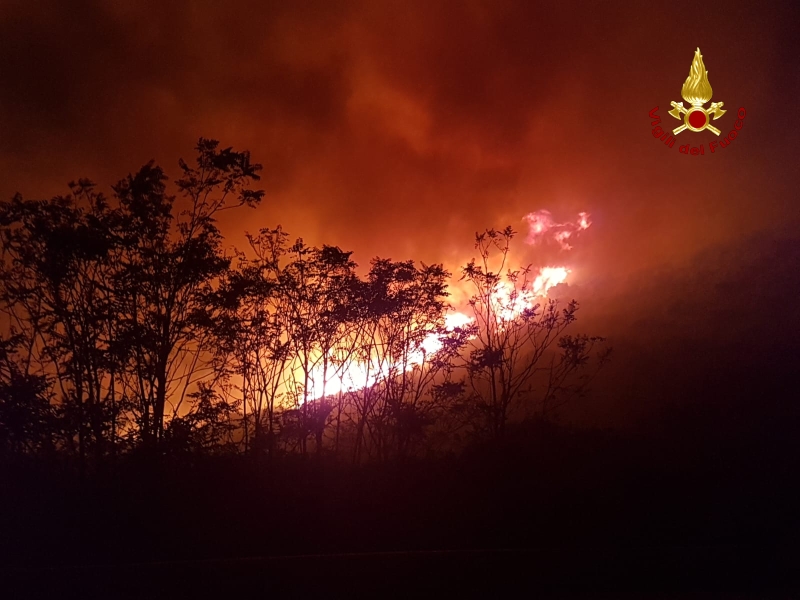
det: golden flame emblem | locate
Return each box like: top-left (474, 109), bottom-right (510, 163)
top-left (668, 48), bottom-right (726, 135)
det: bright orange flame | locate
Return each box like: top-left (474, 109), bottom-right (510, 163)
top-left (304, 265), bottom-right (571, 400)
top-left (523, 210), bottom-right (591, 250)
top-left (533, 266), bottom-right (569, 295)
top-left (301, 210), bottom-right (588, 402)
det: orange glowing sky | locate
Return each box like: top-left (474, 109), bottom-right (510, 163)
top-left (1, 0), bottom-right (798, 424)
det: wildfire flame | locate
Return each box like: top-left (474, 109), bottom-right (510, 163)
top-left (523, 210), bottom-right (591, 250)
top-left (533, 266), bottom-right (569, 295)
top-left (303, 210), bottom-right (589, 401)
top-left (681, 47), bottom-right (713, 106)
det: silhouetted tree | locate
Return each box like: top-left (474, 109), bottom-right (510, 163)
top-left (346, 259), bottom-right (467, 462)
top-left (0, 139), bottom-right (609, 470)
top-left (0, 181), bottom-right (122, 468)
top-left (539, 333), bottom-right (611, 419)
top-left (207, 227), bottom-right (290, 457)
top-left (281, 239), bottom-right (359, 455)
top-left (112, 139), bottom-right (263, 451)
top-left (0, 139), bottom-right (264, 464)
top-left (461, 227), bottom-right (609, 438)
top-left (162, 382), bottom-right (239, 457)
top-left (0, 334), bottom-right (55, 458)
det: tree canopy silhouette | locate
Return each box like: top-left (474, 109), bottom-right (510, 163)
top-left (0, 140), bottom-right (608, 469)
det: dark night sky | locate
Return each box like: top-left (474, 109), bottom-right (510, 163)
top-left (1, 0), bottom-right (798, 425)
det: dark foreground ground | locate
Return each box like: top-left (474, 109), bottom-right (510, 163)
top-left (3, 546), bottom-right (798, 598)
top-left (2, 417), bottom-right (798, 598)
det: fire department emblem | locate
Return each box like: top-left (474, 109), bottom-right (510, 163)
top-left (668, 48), bottom-right (726, 136)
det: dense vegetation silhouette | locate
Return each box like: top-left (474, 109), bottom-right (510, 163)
top-left (0, 139), bottom-right (608, 467)
top-left (0, 140), bottom-right (796, 596)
